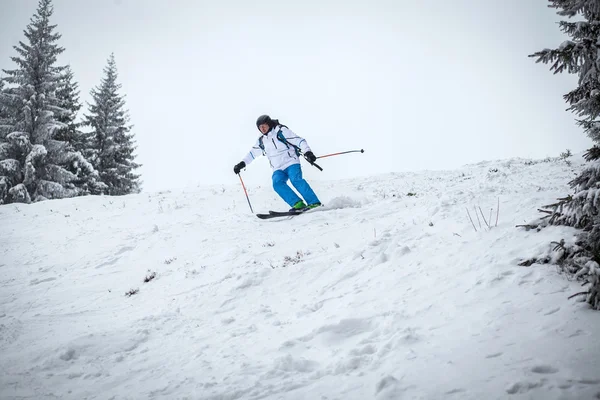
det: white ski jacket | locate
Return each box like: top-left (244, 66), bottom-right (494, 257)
top-left (242, 125), bottom-right (312, 172)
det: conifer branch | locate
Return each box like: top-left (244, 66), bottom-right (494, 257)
top-left (568, 291), bottom-right (588, 300)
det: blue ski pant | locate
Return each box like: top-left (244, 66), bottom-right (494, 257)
top-left (272, 163), bottom-right (320, 207)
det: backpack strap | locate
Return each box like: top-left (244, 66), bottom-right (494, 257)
top-left (276, 129), bottom-right (301, 156)
top-left (257, 127), bottom-right (302, 157)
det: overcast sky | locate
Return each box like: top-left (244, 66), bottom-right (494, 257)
top-left (0, 0), bottom-right (592, 192)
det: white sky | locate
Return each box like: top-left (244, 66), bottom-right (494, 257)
top-left (0, 0), bottom-right (593, 192)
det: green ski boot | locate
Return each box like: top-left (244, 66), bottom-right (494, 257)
top-left (289, 201), bottom-right (307, 211)
top-left (305, 202), bottom-right (322, 210)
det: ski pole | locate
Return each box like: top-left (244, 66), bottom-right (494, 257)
top-left (302, 153), bottom-right (323, 171)
top-left (316, 149), bottom-right (364, 159)
top-left (238, 174), bottom-right (254, 213)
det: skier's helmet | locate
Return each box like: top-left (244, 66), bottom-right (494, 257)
top-left (256, 114), bottom-right (273, 130)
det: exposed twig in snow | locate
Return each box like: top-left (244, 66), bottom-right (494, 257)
top-left (466, 208), bottom-right (477, 232)
top-left (516, 224), bottom-right (539, 230)
top-left (495, 197), bottom-right (499, 227)
top-left (519, 259), bottom-right (537, 267)
top-left (479, 206), bottom-right (491, 229)
top-left (474, 206), bottom-right (482, 229)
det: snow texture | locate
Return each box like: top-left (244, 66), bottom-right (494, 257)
top-left (1, 155), bottom-right (600, 400)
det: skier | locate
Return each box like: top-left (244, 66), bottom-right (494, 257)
top-left (233, 115), bottom-right (322, 211)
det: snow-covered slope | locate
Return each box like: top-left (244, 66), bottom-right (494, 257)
top-left (1, 155), bottom-right (600, 400)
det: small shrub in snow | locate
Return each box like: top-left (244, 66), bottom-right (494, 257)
top-left (125, 288), bottom-right (139, 297)
top-left (6, 184), bottom-right (30, 204)
top-left (522, 150), bottom-right (574, 168)
top-left (283, 251), bottom-right (305, 267)
top-left (271, 251), bottom-right (309, 269)
top-left (466, 199), bottom-right (500, 232)
top-left (144, 271), bottom-right (156, 283)
top-left (560, 149), bottom-right (573, 166)
top-left (185, 269), bottom-right (203, 278)
top-left (164, 257), bottom-right (177, 265)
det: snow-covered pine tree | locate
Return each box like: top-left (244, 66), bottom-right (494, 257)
top-left (529, 0), bottom-right (600, 309)
top-left (54, 65), bottom-right (83, 150)
top-left (0, 0), bottom-right (81, 204)
top-left (84, 53), bottom-right (141, 195)
top-left (54, 65), bottom-right (104, 195)
top-left (0, 77), bottom-right (13, 201)
top-left (0, 78), bottom-right (9, 140)
top-left (0, 78), bottom-right (6, 121)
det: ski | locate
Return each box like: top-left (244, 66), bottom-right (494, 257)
top-left (256, 210), bottom-right (305, 219)
top-left (269, 210), bottom-right (305, 216)
top-left (256, 205), bottom-right (323, 219)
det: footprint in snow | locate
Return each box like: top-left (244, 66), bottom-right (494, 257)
top-left (375, 252), bottom-right (389, 265)
top-left (115, 246), bottom-right (135, 255)
top-left (299, 318), bottom-right (373, 344)
top-left (235, 277), bottom-right (261, 290)
top-left (375, 375), bottom-right (406, 399)
top-left (396, 246), bottom-right (411, 257)
top-left (349, 344), bottom-right (377, 356)
top-left (446, 388), bottom-right (466, 395)
top-left (333, 355), bottom-right (371, 374)
top-left (399, 327), bottom-right (420, 344)
top-left (531, 365), bottom-right (559, 374)
top-left (485, 352), bottom-right (503, 359)
top-left (30, 277), bottom-right (57, 285)
top-left (266, 354), bottom-right (319, 377)
top-left (59, 348), bottom-right (78, 361)
top-left (0, 316), bottom-right (24, 346)
top-left (506, 380), bottom-right (543, 394)
top-left (541, 307), bottom-right (560, 316)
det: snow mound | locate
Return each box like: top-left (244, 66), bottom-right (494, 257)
top-left (324, 195), bottom-right (363, 210)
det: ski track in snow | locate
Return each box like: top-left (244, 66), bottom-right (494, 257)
top-left (1, 156), bottom-right (600, 400)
